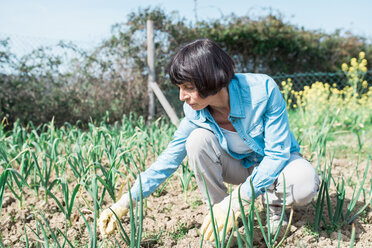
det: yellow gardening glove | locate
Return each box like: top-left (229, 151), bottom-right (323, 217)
top-left (98, 205), bottom-right (129, 237)
top-left (200, 204), bottom-right (240, 242)
top-left (200, 186), bottom-right (250, 242)
top-left (98, 193), bottom-right (132, 237)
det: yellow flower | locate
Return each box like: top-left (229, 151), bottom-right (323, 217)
top-left (361, 59), bottom-right (367, 66)
top-left (362, 81), bottom-right (368, 88)
top-left (342, 63), bottom-right (348, 71)
top-left (359, 51), bottom-right (365, 59)
top-left (351, 58), bottom-right (358, 67)
top-left (282, 81), bottom-right (286, 86)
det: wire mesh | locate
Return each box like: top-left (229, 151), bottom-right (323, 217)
top-left (272, 71), bottom-right (372, 91)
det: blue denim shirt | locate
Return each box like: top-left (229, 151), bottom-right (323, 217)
top-left (130, 73), bottom-right (300, 200)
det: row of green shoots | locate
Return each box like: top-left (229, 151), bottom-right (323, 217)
top-left (0, 113), bottom-right (371, 247)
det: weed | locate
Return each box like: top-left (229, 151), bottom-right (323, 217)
top-left (302, 223), bottom-right (319, 239)
top-left (170, 222), bottom-right (189, 241)
top-left (191, 199), bottom-right (203, 209)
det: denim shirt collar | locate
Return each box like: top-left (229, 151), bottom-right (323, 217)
top-left (228, 76), bottom-right (245, 118)
top-left (184, 75), bottom-right (246, 121)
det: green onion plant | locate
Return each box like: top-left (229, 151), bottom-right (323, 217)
top-left (113, 177), bottom-right (144, 247)
top-left (48, 178), bottom-right (81, 226)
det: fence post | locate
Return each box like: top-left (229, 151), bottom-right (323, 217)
top-left (146, 20), bottom-right (180, 126)
top-left (146, 19), bottom-right (155, 124)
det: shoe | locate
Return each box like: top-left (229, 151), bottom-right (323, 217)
top-left (267, 205), bottom-right (288, 235)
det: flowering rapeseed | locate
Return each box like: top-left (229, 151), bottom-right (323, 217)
top-left (282, 53), bottom-right (371, 134)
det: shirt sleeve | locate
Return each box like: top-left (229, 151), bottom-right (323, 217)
top-left (130, 117), bottom-right (197, 200)
top-left (241, 77), bottom-right (292, 199)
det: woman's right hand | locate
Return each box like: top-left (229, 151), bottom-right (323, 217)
top-left (98, 193), bottom-right (132, 237)
top-left (98, 205), bottom-right (129, 237)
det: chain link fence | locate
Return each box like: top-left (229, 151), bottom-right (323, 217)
top-left (272, 70), bottom-right (372, 91)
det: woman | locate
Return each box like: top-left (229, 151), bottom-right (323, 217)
top-left (98, 38), bottom-right (320, 242)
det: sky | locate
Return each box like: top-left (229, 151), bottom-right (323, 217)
top-left (1, 0), bottom-right (372, 45)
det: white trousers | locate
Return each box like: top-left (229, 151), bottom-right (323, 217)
top-left (185, 128), bottom-right (320, 206)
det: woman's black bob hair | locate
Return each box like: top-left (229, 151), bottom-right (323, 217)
top-left (168, 38), bottom-right (235, 98)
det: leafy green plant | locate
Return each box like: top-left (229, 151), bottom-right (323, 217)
top-left (78, 175), bottom-right (101, 248)
top-left (154, 176), bottom-right (172, 197)
top-left (4, 167), bottom-right (30, 208)
top-left (345, 158), bottom-right (371, 224)
top-left (313, 156), bottom-right (371, 233)
top-left (199, 170), bottom-right (234, 248)
top-left (113, 177), bottom-right (144, 247)
top-left (31, 151), bottom-right (59, 204)
top-left (0, 170), bottom-right (8, 214)
top-left (96, 162), bottom-right (119, 203)
top-left (67, 148), bottom-right (90, 181)
top-left (0, 147), bottom-right (32, 209)
top-left (236, 181), bottom-right (255, 248)
top-left (170, 222), bottom-right (189, 241)
top-left (177, 161), bottom-right (194, 200)
top-left (48, 178), bottom-right (80, 226)
top-left (313, 158), bottom-right (333, 232)
top-left (26, 213), bottom-right (75, 248)
top-left (255, 177), bottom-right (291, 248)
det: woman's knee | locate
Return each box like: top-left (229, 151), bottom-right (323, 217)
top-left (186, 128), bottom-right (222, 174)
top-left (284, 157), bottom-right (320, 206)
top-left (185, 128), bottom-right (217, 156)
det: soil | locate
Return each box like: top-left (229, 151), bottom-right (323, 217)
top-left (1, 157), bottom-right (371, 248)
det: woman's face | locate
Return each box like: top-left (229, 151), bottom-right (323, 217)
top-left (178, 82), bottom-right (210, 110)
